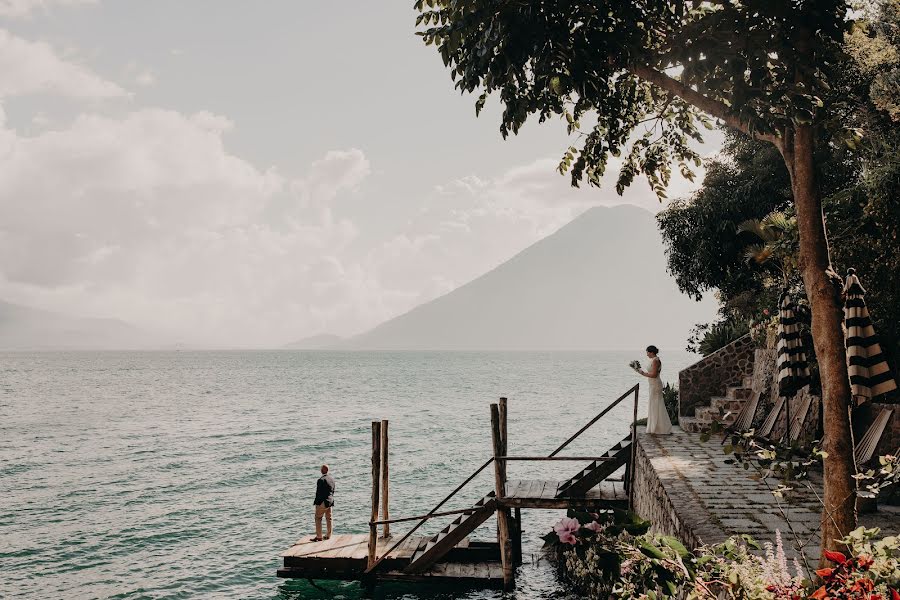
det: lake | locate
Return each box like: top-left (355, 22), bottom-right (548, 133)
top-left (1, 350), bottom-right (697, 599)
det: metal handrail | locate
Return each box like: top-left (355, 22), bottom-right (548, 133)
top-left (365, 383), bottom-right (641, 574)
top-left (549, 384), bottom-right (640, 456)
top-left (370, 507), bottom-right (477, 526)
top-left (497, 455), bottom-right (613, 461)
top-left (364, 455), bottom-right (495, 573)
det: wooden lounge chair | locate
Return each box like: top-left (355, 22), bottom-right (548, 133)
top-left (855, 408), bottom-right (894, 467)
top-left (756, 397), bottom-right (785, 440)
top-left (787, 394), bottom-right (813, 443)
top-left (722, 390), bottom-right (762, 442)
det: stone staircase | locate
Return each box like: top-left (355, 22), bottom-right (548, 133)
top-left (680, 376), bottom-right (754, 434)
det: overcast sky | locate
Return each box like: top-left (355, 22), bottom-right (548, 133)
top-left (0, 1), bottom-right (722, 347)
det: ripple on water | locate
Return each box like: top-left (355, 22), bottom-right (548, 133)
top-left (1, 349), bottom-right (697, 599)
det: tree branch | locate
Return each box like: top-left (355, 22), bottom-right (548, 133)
top-left (628, 63), bottom-right (782, 148)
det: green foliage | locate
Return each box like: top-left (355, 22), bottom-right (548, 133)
top-left (657, 2), bottom-right (900, 363)
top-left (657, 132), bottom-right (792, 303)
top-left (415, 0), bottom-right (852, 201)
top-left (662, 383), bottom-right (678, 425)
top-left (690, 320), bottom-right (750, 357)
top-left (738, 211), bottom-right (799, 285)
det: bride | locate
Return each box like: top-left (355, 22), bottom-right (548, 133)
top-left (635, 345), bottom-right (672, 435)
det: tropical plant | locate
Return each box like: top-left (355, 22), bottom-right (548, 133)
top-left (697, 320), bottom-right (751, 357)
top-left (415, 1), bottom-right (875, 554)
top-left (738, 211), bottom-right (800, 287)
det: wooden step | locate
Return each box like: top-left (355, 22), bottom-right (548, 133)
top-left (556, 437), bottom-right (631, 497)
top-left (404, 493), bottom-right (497, 574)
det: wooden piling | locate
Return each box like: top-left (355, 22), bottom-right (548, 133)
top-left (380, 419), bottom-right (390, 538)
top-left (498, 397), bottom-right (508, 484)
top-left (512, 507), bottom-right (523, 566)
top-left (367, 421), bottom-right (382, 570)
top-left (490, 403), bottom-right (515, 590)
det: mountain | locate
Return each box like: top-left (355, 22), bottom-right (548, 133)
top-left (284, 334), bottom-right (343, 350)
top-left (344, 205), bottom-right (716, 351)
top-left (0, 300), bottom-right (157, 350)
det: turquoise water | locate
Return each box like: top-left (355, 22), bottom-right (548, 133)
top-left (1, 350), bottom-right (696, 599)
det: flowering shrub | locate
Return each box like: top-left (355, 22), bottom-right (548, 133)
top-left (547, 512), bottom-right (899, 600)
top-left (809, 527), bottom-right (899, 600)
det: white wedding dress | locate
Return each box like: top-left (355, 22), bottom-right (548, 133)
top-left (646, 357), bottom-right (672, 435)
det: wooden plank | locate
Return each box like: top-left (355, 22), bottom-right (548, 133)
top-left (335, 536), bottom-right (368, 559)
top-left (539, 480), bottom-right (555, 499)
top-left (505, 479), bottom-right (522, 498)
top-left (318, 534), bottom-right (355, 558)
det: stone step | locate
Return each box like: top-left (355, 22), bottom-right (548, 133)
top-left (694, 405), bottom-right (739, 426)
top-left (679, 417), bottom-right (703, 434)
top-left (711, 397), bottom-right (746, 412)
top-left (726, 386), bottom-right (754, 401)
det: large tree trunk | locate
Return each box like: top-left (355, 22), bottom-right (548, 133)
top-left (781, 125), bottom-right (857, 565)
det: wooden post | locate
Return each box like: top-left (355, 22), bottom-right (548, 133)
top-left (512, 507), bottom-right (523, 566)
top-left (498, 397), bottom-right (508, 484)
top-left (490, 403), bottom-right (515, 590)
top-left (380, 419), bottom-right (390, 538)
top-left (367, 421), bottom-right (382, 570)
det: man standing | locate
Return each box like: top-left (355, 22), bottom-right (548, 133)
top-left (312, 464), bottom-right (335, 542)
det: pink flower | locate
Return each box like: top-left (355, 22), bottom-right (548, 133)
top-left (583, 521), bottom-right (604, 534)
top-left (553, 517), bottom-right (580, 545)
top-left (763, 309), bottom-right (770, 316)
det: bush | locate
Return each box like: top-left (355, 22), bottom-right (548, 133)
top-left (662, 383), bottom-right (679, 425)
top-left (698, 320), bottom-right (750, 356)
top-left (546, 510), bottom-right (900, 600)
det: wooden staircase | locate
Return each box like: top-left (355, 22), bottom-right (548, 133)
top-left (556, 436), bottom-right (632, 497)
top-left (405, 492), bottom-right (497, 574)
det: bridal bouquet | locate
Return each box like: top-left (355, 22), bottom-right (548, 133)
top-left (628, 360), bottom-right (642, 372)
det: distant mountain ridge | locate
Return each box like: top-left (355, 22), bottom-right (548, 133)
top-left (0, 300), bottom-right (157, 350)
top-left (284, 333), bottom-right (343, 350)
top-left (342, 205), bottom-right (715, 351)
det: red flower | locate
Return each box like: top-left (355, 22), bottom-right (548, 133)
top-left (815, 568), bottom-right (835, 579)
top-left (891, 589), bottom-right (900, 600)
top-left (810, 586), bottom-right (828, 600)
top-left (857, 554), bottom-right (874, 569)
top-left (824, 550), bottom-right (848, 564)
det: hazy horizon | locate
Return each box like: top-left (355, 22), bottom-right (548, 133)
top-left (0, 2), bottom-right (722, 348)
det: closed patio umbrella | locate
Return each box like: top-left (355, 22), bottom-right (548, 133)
top-left (776, 292), bottom-right (811, 443)
top-left (777, 291), bottom-right (811, 398)
top-left (844, 268), bottom-right (897, 402)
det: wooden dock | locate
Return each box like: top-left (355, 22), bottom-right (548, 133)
top-left (277, 386), bottom-right (641, 591)
top-left (278, 534), bottom-right (504, 586)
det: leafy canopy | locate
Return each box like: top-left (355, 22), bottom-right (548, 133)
top-left (416, 0), bottom-right (850, 199)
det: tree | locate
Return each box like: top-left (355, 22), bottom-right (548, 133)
top-left (416, 0), bottom-right (867, 560)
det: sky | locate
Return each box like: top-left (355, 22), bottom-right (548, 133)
top-left (0, 1), bottom-right (722, 347)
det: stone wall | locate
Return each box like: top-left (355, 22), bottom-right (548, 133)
top-left (630, 434), bottom-right (705, 550)
top-left (679, 334), bottom-right (755, 417)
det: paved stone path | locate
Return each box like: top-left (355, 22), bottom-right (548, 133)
top-left (638, 428), bottom-right (900, 569)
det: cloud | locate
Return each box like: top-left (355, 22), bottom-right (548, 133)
top-left (0, 29), bottom-right (126, 99)
top-left (134, 70), bottom-right (155, 87)
top-left (0, 105), bottom-right (378, 346)
top-left (0, 0), bottom-right (95, 18)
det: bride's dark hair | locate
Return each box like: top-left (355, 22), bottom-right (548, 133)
top-left (646, 345), bottom-right (659, 354)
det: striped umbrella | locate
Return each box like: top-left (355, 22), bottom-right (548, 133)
top-left (844, 268), bottom-right (897, 402)
top-left (777, 291), bottom-right (811, 398)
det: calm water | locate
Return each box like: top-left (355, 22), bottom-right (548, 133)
top-left (1, 350), bottom-right (695, 599)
